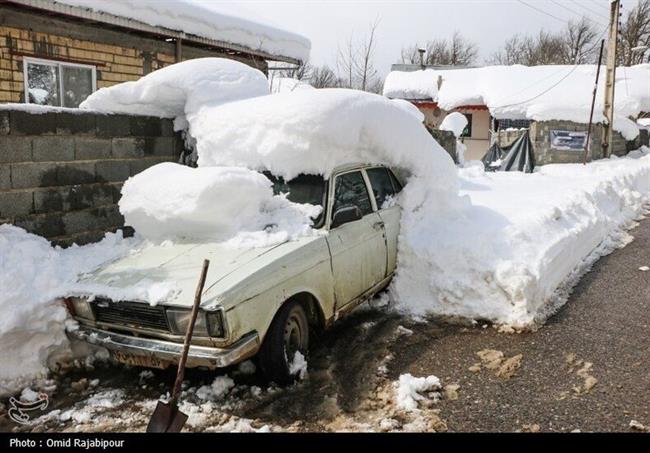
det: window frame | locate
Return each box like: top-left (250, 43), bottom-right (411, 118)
top-left (364, 166), bottom-right (399, 211)
top-left (328, 169), bottom-right (375, 228)
top-left (23, 57), bottom-right (97, 107)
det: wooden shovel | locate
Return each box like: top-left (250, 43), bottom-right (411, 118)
top-left (146, 259), bottom-right (210, 433)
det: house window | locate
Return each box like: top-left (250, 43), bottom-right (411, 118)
top-left (24, 58), bottom-right (96, 108)
top-left (461, 113), bottom-right (472, 138)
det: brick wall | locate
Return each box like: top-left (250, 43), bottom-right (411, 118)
top-left (0, 108), bottom-right (183, 245)
top-left (0, 5), bottom-right (268, 103)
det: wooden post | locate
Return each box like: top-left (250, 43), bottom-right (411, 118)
top-left (602, 0), bottom-right (620, 157)
top-left (175, 36), bottom-right (183, 62)
top-left (583, 40), bottom-right (605, 165)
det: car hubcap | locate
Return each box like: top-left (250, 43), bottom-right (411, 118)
top-left (283, 314), bottom-right (303, 358)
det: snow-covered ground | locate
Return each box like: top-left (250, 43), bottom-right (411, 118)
top-left (2, 58), bottom-right (649, 397)
top-left (0, 227), bottom-right (140, 396)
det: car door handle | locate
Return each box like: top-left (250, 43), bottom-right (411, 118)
top-left (372, 221), bottom-right (385, 230)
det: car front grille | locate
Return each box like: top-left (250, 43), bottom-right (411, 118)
top-left (92, 299), bottom-right (170, 331)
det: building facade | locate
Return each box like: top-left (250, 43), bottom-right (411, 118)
top-left (0, 0), bottom-right (305, 107)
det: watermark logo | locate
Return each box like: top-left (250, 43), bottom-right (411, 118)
top-left (8, 393), bottom-right (49, 425)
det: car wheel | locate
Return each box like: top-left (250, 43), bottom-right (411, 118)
top-left (258, 300), bottom-right (309, 385)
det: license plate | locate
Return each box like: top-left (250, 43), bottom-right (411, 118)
top-left (112, 350), bottom-right (171, 369)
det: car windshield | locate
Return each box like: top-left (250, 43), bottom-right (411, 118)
top-left (264, 172), bottom-right (327, 228)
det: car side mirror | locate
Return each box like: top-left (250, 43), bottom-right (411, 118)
top-left (331, 206), bottom-right (362, 228)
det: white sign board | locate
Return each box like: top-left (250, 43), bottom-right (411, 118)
top-left (550, 130), bottom-right (588, 151)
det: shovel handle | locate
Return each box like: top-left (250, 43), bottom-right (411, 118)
top-left (170, 259), bottom-right (210, 406)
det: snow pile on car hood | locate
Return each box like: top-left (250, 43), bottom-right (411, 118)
top-left (119, 163), bottom-right (321, 243)
top-left (0, 226), bottom-right (140, 396)
top-left (80, 58), bottom-right (269, 120)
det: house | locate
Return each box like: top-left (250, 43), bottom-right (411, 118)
top-left (0, 0), bottom-right (310, 107)
top-left (384, 63), bottom-right (650, 162)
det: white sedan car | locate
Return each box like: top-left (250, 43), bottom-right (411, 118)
top-left (65, 163), bottom-right (403, 383)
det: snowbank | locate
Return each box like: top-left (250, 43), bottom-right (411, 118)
top-left (80, 58), bottom-right (269, 119)
top-left (439, 112), bottom-right (468, 138)
top-left (119, 163), bottom-right (321, 242)
top-left (57, 0), bottom-right (310, 62)
top-left (393, 148), bottom-right (650, 327)
top-left (0, 226), bottom-right (139, 395)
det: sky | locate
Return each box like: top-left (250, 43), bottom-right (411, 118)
top-left (202, 0), bottom-right (631, 77)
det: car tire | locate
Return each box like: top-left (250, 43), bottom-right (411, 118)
top-left (258, 300), bottom-right (309, 385)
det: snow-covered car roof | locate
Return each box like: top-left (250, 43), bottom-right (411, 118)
top-left (13, 0), bottom-right (310, 64)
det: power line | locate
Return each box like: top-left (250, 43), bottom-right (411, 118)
top-left (568, 0), bottom-right (610, 21)
top-left (493, 26), bottom-right (608, 110)
top-left (589, 0), bottom-right (611, 12)
top-left (550, 0), bottom-right (607, 27)
top-left (517, 0), bottom-right (567, 25)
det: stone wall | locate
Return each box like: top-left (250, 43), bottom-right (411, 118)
top-left (0, 108), bottom-right (183, 245)
top-left (428, 128), bottom-right (458, 163)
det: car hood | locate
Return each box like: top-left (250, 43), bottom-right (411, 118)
top-left (78, 236), bottom-right (323, 309)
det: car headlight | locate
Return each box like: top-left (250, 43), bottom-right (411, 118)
top-left (67, 297), bottom-right (95, 321)
top-left (166, 309), bottom-right (225, 338)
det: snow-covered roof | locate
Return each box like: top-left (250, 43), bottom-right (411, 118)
top-left (13, 0), bottom-right (310, 63)
top-left (384, 64), bottom-right (650, 129)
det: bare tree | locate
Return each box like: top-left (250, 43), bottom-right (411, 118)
top-left (489, 19), bottom-right (598, 65)
top-left (276, 60), bottom-right (312, 80)
top-left (310, 65), bottom-right (341, 88)
top-left (619, 0), bottom-right (650, 65)
top-left (336, 19), bottom-right (382, 92)
top-left (337, 34), bottom-right (356, 89)
top-left (563, 17), bottom-right (599, 64)
top-left (401, 31), bottom-right (478, 66)
top-left (354, 19), bottom-right (380, 92)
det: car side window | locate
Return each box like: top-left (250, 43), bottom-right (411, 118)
top-left (332, 171), bottom-right (373, 218)
top-left (388, 168), bottom-right (403, 193)
top-left (366, 167), bottom-right (397, 209)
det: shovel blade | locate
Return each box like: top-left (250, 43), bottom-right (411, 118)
top-left (146, 401), bottom-right (188, 433)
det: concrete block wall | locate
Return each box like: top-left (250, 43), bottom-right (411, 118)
top-left (496, 120), bottom-right (635, 165)
top-left (0, 108), bottom-right (183, 245)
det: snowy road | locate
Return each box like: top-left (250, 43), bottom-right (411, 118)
top-left (1, 216), bottom-right (648, 432)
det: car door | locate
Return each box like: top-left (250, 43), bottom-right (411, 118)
top-left (365, 166), bottom-right (402, 276)
top-left (326, 170), bottom-right (388, 309)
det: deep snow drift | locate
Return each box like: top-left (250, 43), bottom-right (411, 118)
top-left (119, 163), bottom-right (320, 242)
top-left (393, 149), bottom-right (650, 326)
top-left (0, 226), bottom-right (139, 395)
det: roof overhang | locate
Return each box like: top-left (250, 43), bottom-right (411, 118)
top-left (5, 0), bottom-right (302, 65)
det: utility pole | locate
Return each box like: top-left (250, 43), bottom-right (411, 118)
top-left (602, 0), bottom-right (620, 158)
top-left (584, 40), bottom-right (605, 165)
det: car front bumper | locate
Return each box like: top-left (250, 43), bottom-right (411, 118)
top-left (67, 325), bottom-right (260, 369)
